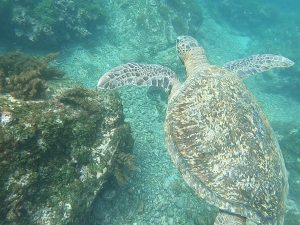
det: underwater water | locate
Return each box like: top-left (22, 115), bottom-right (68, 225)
top-left (0, 0), bottom-right (300, 225)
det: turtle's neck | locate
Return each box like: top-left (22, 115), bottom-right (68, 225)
top-left (168, 78), bottom-right (181, 103)
top-left (183, 47), bottom-right (210, 78)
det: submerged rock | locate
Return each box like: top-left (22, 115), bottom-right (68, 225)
top-left (0, 87), bottom-right (134, 225)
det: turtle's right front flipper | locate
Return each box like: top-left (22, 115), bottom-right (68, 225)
top-left (97, 63), bottom-right (180, 93)
top-left (223, 54), bottom-right (294, 79)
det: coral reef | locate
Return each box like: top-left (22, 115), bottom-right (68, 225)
top-left (0, 52), bottom-right (64, 100)
top-left (0, 0), bottom-right (106, 47)
top-left (0, 87), bottom-right (134, 225)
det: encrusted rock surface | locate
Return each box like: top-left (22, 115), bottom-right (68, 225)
top-left (0, 87), bottom-right (133, 225)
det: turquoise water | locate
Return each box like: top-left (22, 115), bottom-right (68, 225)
top-left (1, 0), bottom-right (300, 224)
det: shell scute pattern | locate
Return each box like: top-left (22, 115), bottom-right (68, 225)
top-left (166, 68), bottom-right (288, 224)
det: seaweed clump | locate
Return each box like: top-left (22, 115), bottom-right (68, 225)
top-left (0, 52), bottom-right (64, 100)
top-left (110, 123), bottom-right (136, 186)
top-left (0, 87), bottom-right (134, 225)
top-left (58, 87), bottom-right (102, 113)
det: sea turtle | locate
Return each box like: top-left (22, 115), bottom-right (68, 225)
top-left (97, 36), bottom-right (293, 225)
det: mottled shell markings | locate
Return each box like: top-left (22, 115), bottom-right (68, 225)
top-left (97, 35), bottom-right (293, 225)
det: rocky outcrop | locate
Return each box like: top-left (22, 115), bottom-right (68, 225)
top-left (0, 87), bottom-right (134, 225)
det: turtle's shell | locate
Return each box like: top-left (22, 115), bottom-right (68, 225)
top-left (165, 66), bottom-right (288, 224)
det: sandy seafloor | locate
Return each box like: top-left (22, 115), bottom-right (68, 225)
top-left (1, 0), bottom-right (300, 224)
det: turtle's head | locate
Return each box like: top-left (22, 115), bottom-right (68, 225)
top-left (176, 36), bottom-right (209, 76)
top-left (176, 36), bottom-right (200, 61)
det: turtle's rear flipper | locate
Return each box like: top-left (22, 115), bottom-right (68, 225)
top-left (214, 211), bottom-right (246, 225)
top-left (223, 54), bottom-right (294, 79)
top-left (97, 63), bottom-right (179, 93)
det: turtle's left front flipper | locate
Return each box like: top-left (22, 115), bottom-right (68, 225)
top-left (223, 54), bottom-right (294, 79)
top-left (97, 63), bottom-right (180, 94)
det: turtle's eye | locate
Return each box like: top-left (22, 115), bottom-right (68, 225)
top-left (189, 42), bottom-right (198, 48)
